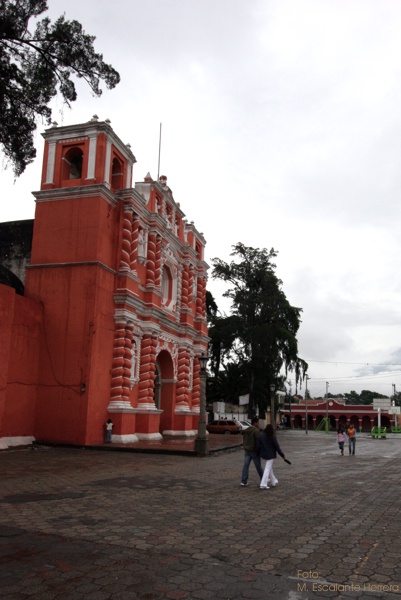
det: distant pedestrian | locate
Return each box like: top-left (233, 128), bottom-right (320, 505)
top-left (257, 424), bottom-right (286, 489)
top-left (240, 417), bottom-right (264, 486)
top-left (105, 418), bottom-right (113, 443)
top-left (337, 427), bottom-right (346, 455)
top-left (347, 423), bottom-right (356, 455)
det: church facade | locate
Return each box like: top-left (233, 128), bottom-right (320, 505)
top-left (0, 117), bottom-right (208, 448)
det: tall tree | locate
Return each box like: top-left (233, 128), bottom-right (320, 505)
top-left (0, 0), bottom-right (120, 176)
top-left (211, 242), bottom-right (308, 417)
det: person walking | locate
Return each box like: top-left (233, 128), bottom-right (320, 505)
top-left (347, 423), bottom-right (356, 454)
top-left (336, 427), bottom-right (346, 455)
top-left (240, 417), bottom-right (264, 486)
top-left (257, 424), bottom-right (286, 489)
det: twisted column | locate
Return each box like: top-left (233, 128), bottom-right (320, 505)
top-left (200, 277), bottom-right (207, 317)
top-left (110, 323), bottom-right (127, 402)
top-left (196, 275), bottom-right (203, 316)
top-left (188, 266), bottom-right (194, 303)
top-left (120, 211), bottom-right (133, 271)
top-left (122, 324), bottom-right (134, 402)
top-left (138, 334), bottom-right (157, 406)
top-left (146, 232), bottom-right (157, 287)
top-left (192, 358), bottom-right (201, 411)
top-left (180, 264), bottom-right (190, 308)
top-left (175, 347), bottom-right (190, 409)
top-left (130, 215), bottom-right (140, 269)
top-left (154, 235), bottom-right (162, 288)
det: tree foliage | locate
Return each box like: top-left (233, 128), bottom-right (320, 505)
top-left (210, 242), bottom-right (308, 416)
top-left (325, 390), bottom-right (396, 404)
top-left (344, 390), bottom-right (389, 405)
top-left (0, 0), bottom-right (120, 176)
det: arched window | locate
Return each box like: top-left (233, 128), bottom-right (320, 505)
top-left (62, 147), bottom-right (83, 180)
top-left (111, 157), bottom-right (124, 190)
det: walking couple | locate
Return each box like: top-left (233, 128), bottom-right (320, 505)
top-left (241, 417), bottom-right (287, 489)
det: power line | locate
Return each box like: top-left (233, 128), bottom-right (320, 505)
top-left (305, 359), bottom-right (401, 367)
top-left (288, 373), bottom-right (401, 384)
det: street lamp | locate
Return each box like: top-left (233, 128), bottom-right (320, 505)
top-left (194, 352), bottom-right (209, 457)
top-left (305, 375), bottom-right (310, 435)
top-left (270, 384), bottom-right (276, 428)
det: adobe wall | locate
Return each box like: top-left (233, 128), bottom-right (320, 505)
top-left (0, 283), bottom-right (42, 448)
top-left (28, 263), bottom-right (116, 445)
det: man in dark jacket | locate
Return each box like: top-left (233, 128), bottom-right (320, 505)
top-left (241, 417), bottom-right (264, 486)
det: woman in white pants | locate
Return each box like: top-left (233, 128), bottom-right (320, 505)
top-left (257, 424), bottom-right (286, 489)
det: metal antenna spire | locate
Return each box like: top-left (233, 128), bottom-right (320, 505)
top-left (157, 123), bottom-right (162, 181)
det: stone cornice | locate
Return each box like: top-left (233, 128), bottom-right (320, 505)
top-left (27, 261), bottom-right (116, 274)
top-left (42, 120), bottom-right (136, 164)
top-left (33, 184), bottom-right (117, 207)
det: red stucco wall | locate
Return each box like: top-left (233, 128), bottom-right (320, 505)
top-left (0, 284), bottom-right (42, 438)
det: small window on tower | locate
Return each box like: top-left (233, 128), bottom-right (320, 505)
top-left (63, 147), bottom-right (83, 180)
top-left (111, 157), bottom-right (124, 190)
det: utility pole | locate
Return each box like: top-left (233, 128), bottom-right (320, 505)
top-left (270, 384), bottom-right (276, 427)
top-left (326, 381), bottom-right (329, 423)
top-left (305, 375), bottom-right (310, 434)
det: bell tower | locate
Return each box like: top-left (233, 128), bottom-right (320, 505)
top-left (25, 117), bottom-right (136, 445)
top-left (41, 114), bottom-right (134, 192)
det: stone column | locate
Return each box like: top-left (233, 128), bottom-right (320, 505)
top-left (176, 347), bottom-right (191, 410)
top-left (120, 211), bottom-right (133, 272)
top-left (192, 358), bottom-right (201, 412)
top-left (154, 234), bottom-right (162, 288)
top-left (138, 334), bottom-right (157, 407)
top-left (180, 264), bottom-right (190, 308)
top-left (146, 232), bottom-right (157, 287)
top-left (110, 322), bottom-right (134, 405)
top-left (130, 215), bottom-right (140, 270)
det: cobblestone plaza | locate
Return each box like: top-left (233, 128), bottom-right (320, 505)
top-left (1, 431), bottom-right (400, 599)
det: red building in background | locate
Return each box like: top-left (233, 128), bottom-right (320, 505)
top-left (0, 117), bottom-right (208, 448)
top-left (283, 398), bottom-right (396, 431)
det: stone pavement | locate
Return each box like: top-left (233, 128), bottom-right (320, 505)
top-left (1, 431), bottom-right (401, 600)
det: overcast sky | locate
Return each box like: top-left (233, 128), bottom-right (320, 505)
top-left (2, 0), bottom-right (401, 398)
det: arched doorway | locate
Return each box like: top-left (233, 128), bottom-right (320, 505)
top-left (349, 415), bottom-right (359, 429)
top-left (362, 415), bottom-right (371, 432)
top-left (156, 350), bottom-right (175, 434)
top-left (381, 415), bottom-right (391, 429)
top-left (293, 415), bottom-right (302, 429)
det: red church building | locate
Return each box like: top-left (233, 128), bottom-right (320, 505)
top-left (0, 117), bottom-right (208, 449)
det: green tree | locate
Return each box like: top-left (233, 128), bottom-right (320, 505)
top-left (207, 362), bottom-right (248, 405)
top-left (0, 0), bottom-right (120, 176)
top-left (344, 390), bottom-right (389, 405)
top-left (211, 242), bottom-right (308, 418)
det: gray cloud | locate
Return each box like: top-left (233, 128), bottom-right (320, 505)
top-left (2, 0), bottom-right (401, 395)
